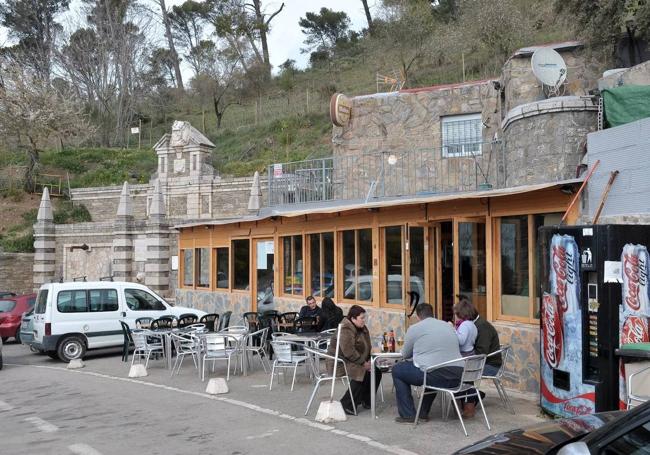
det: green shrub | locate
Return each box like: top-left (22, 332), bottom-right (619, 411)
top-left (0, 232), bottom-right (34, 253)
top-left (53, 201), bottom-right (92, 224)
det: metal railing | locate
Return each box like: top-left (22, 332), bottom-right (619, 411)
top-left (266, 141), bottom-right (503, 207)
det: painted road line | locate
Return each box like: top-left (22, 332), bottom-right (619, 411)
top-left (0, 400), bottom-right (14, 411)
top-left (24, 416), bottom-right (59, 433)
top-left (7, 363), bottom-right (419, 455)
top-left (69, 443), bottom-right (104, 455)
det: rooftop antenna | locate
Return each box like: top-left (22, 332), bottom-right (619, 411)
top-left (531, 48), bottom-right (567, 98)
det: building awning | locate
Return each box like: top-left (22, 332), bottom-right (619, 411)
top-left (173, 178), bottom-right (582, 229)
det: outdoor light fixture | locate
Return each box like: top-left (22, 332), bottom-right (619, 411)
top-left (69, 243), bottom-right (90, 252)
top-left (560, 184), bottom-right (577, 195)
top-left (387, 154), bottom-right (398, 165)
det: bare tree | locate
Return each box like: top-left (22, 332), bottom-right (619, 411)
top-left (0, 65), bottom-right (94, 192)
top-left (250, 0), bottom-right (284, 76)
top-left (360, 0), bottom-right (374, 33)
top-left (155, 0), bottom-right (184, 90)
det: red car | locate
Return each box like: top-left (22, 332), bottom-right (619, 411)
top-left (0, 294), bottom-right (36, 343)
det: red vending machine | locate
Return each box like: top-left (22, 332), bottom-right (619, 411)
top-left (538, 224), bottom-right (650, 418)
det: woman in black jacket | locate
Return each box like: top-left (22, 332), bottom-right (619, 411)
top-left (319, 297), bottom-right (344, 330)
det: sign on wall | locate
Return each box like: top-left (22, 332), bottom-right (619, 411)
top-left (330, 93), bottom-right (352, 127)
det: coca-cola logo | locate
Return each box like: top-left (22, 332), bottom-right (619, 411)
top-left (623, 253), bottom-right (648, 312)
top-left (622, 316), bottom-right (649, 345)
top-left (542, 294), bottom-right (563, 368)
top-left (563, 402), bottom-right (592, 416)
top-left (552, 245), bottom-right (576, 313)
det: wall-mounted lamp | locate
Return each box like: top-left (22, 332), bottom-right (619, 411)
top-left (387, 154), bottom-right (398, 165)
top-left (69, 243), bottom-right (90, 252)
top-left (559, 184), bottom-right (577, 195)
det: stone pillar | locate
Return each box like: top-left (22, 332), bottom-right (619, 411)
top-left (248, 171), bottom-right (261, 212)
top-left (112, 182), bottom-right (134, 281)
top-left (33, 188), bottom-right (56, 290)
top-left (145, 181), bottom-right (170, 296)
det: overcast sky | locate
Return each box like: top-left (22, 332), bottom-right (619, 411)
top-left (0, 0), bottom-right (373, 73)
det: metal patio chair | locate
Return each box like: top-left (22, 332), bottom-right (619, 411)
top-left (303, 346), bottom-right (357, 416)
top-left (119, 321), bottom-right (134, 362)
top-left (201, 333), bottom-right (241, 381)
top-left (217, 311), bottom-right (232, 331)
top-left (199, 313), bottom-right (219, 332)
top-left (170, 332), bottom-right (200, 376)
top-left (414, 354), bottom-right (489, 436)
top-left (482, 344), bottom-right (515, 414)
top-left (131, 329), bottom-right (165, 369)
top-left (627, 365), bottom-right (650, 409)
top-left (269, 338), bottom-right (310, 391)
top-left (243, 327), bottom-right (271, 373)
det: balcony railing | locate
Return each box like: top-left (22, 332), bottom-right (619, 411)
top-left (266, 141), bottom-right (503, 207)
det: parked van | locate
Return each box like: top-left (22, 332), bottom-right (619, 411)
top-left (32, 281), bottom-right (205, 361)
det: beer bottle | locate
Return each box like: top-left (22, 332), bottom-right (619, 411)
top-left (382, 332), bottom-right (388, 352)
top-left (389, 330), bottom-right (396, 353)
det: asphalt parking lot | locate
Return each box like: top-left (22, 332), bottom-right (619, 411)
top-left (0, 342), bottom-right (545, 455)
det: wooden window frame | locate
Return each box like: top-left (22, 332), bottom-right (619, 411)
top-left (380, 225), bottom-right (405, 310)
top-left (306, 232), bottom-right (335, 299)
top-left (280, 234), bottom-right (304, 297)
top-left (231, 238), bottom-right (251, 293)
top-left (180, 248), bottom-right (194, 289)
top-left (494, 214), bottom-right (539, 324)
top-left (213, 246), bottom-right (230, 291)
top-left (338, 228), bottom-right (375, 306)
top-left (195, 247), bottom-right (210, 289)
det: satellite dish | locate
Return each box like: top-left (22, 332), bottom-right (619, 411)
top-left (531, 48), bottom-right (567, 88)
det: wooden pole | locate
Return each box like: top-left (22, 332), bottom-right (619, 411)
top-left (462, 53), bottom-right (466, 82)
top-left (138, 119), bottom-right (142, 150)
top-left (593, 170), bottom-right (619, 224)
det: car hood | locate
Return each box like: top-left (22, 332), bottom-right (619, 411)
top-left (167, 306), bottom-right (207, 317)
top-left (455, 411), bottom-right (622, 455)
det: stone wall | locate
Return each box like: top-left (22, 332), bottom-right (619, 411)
top-left (502, 98), bottom-right (597, 187)
top-left (599, 60), bottom-right (650, 90)
top-left (502, 45), bottom-right (603, 114)
top-left (493, 321), bottom-right (540, 395)
top-left (0, 252), bottom-right (34, 295)
top-left (71, 184), bottom-right (150, 221)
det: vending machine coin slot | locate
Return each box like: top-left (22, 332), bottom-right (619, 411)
top-left (585, 278), bottom-right (600, 381)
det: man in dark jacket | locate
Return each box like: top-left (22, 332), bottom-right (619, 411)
top-left (298, 295), bottom-right (322, 331)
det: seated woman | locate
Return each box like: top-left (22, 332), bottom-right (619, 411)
top-left (319, 297), bottom-right (344, 331)
top-left (327, 305), bottom-right (382, 415)
top-left (453, 299), bottom-right (478, 356)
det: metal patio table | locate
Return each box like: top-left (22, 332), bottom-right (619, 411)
top-left (370, 352), bottom-right (403, 419)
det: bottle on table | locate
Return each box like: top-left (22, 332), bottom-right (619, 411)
top-left (382, 332), bottom-right (388, 352)
top-left (389, 330), bottom-right (396, 353)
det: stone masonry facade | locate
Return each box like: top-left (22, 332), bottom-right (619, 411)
top-left (0, 252), bottom-right (34, 295)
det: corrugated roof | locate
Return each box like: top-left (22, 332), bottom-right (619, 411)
top-left (511, 41), bottom-right (583, 58)
top-left (173, 178), bottom-right (582, 229)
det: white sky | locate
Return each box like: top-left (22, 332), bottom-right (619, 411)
top-left (0, 0), bottom-right (373, 73)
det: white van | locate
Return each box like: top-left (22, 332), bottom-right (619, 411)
top-left (32, 281), bottom-right (205, 361)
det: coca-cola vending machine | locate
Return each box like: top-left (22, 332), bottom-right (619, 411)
top-left (539, 224), bottom-right (650, 418)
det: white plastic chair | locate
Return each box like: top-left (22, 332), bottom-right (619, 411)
top-left (201, 333), bottom-right (241, 381)
top-left (303, 346), bottom-right (357, 416)
top-left (482, 344), bottom-right (515, 414)
top-left (414, 354), bottom-right (490, 436)
top-left (269, 339), bottom-right (309, 391)
top-left (131, 330), bottom-right (164, 368)
top-left (627, 365), bottom-right (650, 409)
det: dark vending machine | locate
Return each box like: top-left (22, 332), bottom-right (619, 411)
top-left (538, 224), bottom-right (650, 418)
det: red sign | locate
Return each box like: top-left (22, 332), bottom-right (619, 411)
top-left (542, 293), bottom-right (563, 368)
top-left (552, 244), bottom-right (577, 314)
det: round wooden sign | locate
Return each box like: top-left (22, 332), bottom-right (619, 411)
top-left (330, 93), bottom-right (352, 127)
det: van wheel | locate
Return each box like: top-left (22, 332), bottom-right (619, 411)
top-left (14, 329), bottom-right (21, 344)
top-left (57, 336), bottom-right (86, 362)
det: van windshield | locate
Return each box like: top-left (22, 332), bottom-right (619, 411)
top-left (35, 290), bottom-right (48, 314)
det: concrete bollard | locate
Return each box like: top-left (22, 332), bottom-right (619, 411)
top-left (205, 378), bottom-right (229, 395)
top-left (67, 359), bottom-right (85, 369)
top-left (128, 364), bottom-right (148, 378)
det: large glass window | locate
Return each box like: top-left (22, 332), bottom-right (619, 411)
top-left (196, 248), bottom-right (210, 288)
top-left (89, 289), bottom-right (119, 312)
top-left (57, 290), bottom-right (88, 313)
top-left (182, 249), bottom-right (193, 287)
top-left (309, 232), bottom-right (334, 297)
top-left (215, 247), bottom-right (229, 289)
top-left (0, 300), bottom-right (16, 312)
top-left (500, 216), bottom-right (529, 318)
top-left (232, 239), bottom-right (250, 290)
top-left (282, 235), bottom-right (303, 295)
top-left (385, 226), bottom-right (403, 304)
top-left (341, 229), bottom-right (373, 302)
top-left (409, 227), bottom-right (425, 304)
top-left (442, 113), bottom-right (482, 157)
top-left (35, 290), bottom-right (48, 314)
top-left (459, 221), bottom-right (487, 318)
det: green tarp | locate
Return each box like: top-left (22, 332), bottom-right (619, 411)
top-left (602, 85), bottom-right (650, 128)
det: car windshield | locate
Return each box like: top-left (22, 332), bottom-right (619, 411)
top-left (0, 300), bottom-right (16, 312)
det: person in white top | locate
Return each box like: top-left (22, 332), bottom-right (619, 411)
top-left (452, 299), bottom-right (478, 355)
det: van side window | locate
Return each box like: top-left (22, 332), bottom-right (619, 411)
top-left (35, 290), bottom-right (48, 314)
top-left (89, 289), bottom-right (118, 312)
top-left (57, 290), bottom-right (88, 313)
top-left (125, 289), bottom-right (166, 311)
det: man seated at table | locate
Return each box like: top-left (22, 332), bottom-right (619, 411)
top-left (298, 295), bottom-right (322, 331)
top-left (392, 303), bottom-right (463, 424)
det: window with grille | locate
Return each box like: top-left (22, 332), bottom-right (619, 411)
top-left (442, 113), bottom-right (482, 157)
